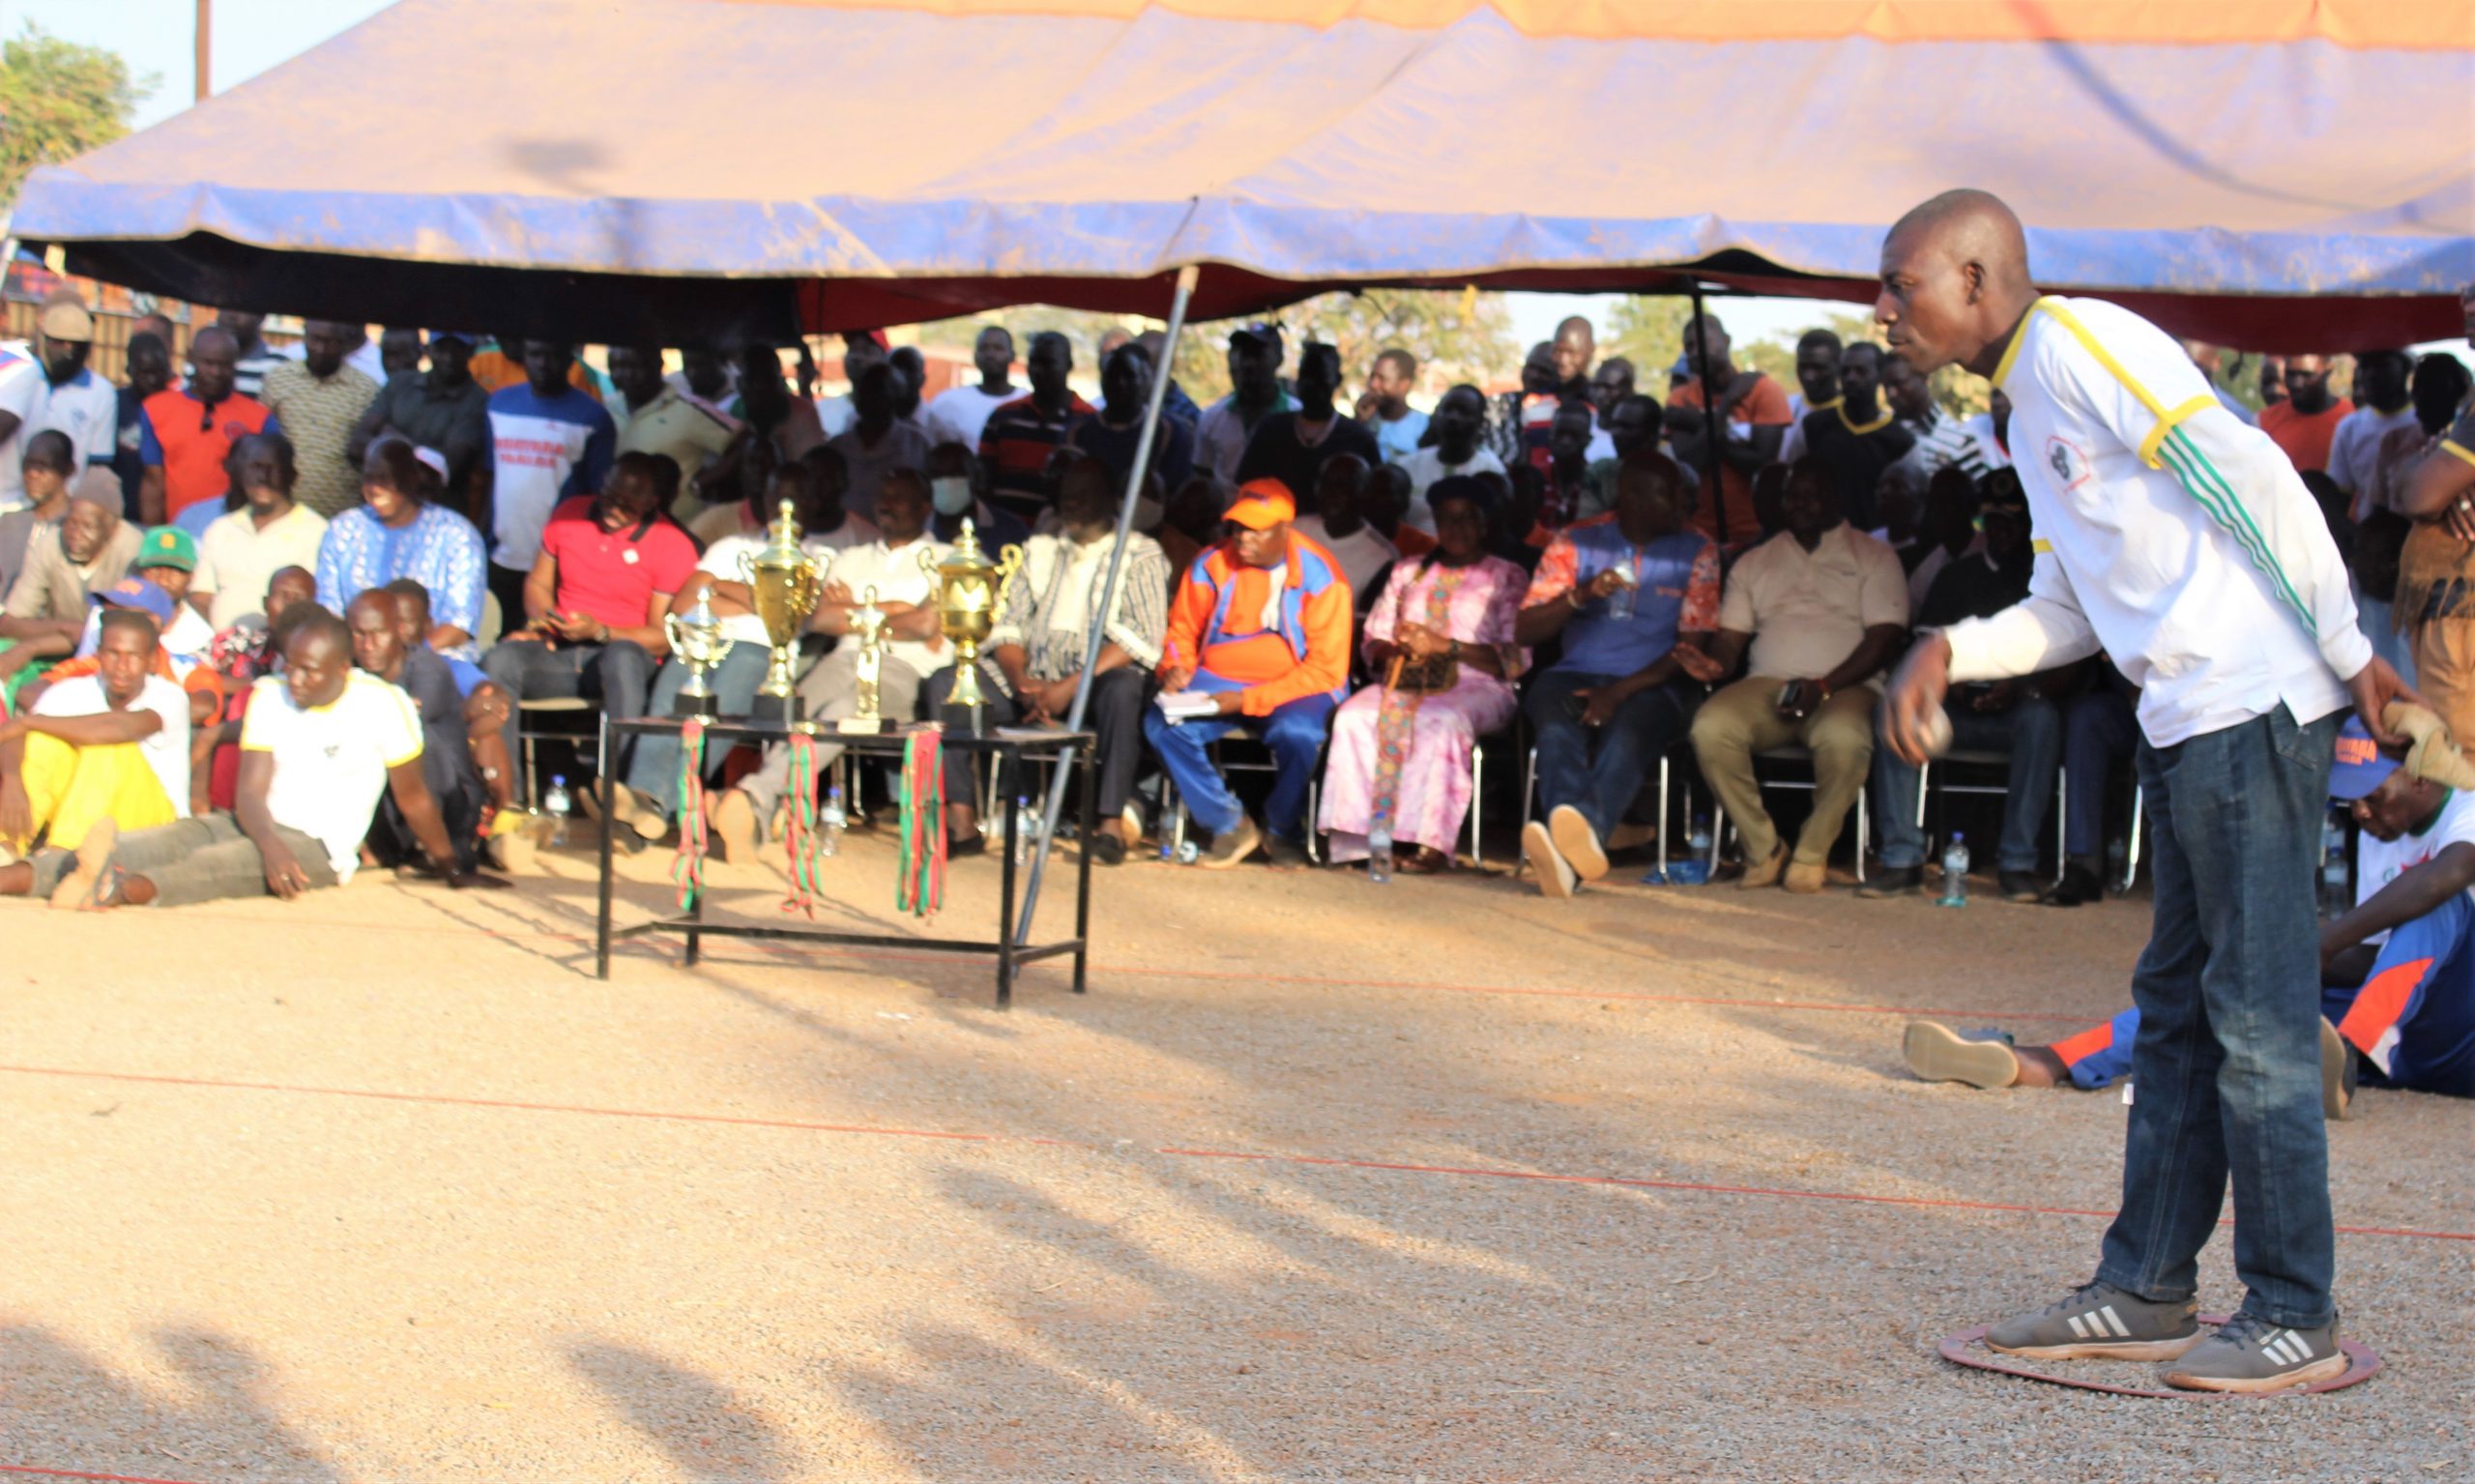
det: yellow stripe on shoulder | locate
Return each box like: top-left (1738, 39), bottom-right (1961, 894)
top-left (2030, 538), bottom-right (2053, 554)
top-left (2442, 439), bottom-right (2475, 470)
top-left (2137, 395), bottom-right (2220, 470)
top-left (2024, 299), bottom-right (2212, 470)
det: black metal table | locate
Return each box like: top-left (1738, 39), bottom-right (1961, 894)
top-left (593, 715), bottom-right (1097, 1007)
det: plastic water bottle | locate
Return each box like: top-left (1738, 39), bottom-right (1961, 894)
top-left (1688, 814), bottom-right (1712, 858)
top-left (1936, 832), bottom-right (1969, 908)
top-left (2105, 834), bottom-right (2128, 882)
top-left (819, 784), bottom-right (845, 858)
top-left (1014, 796), bottom-right (1038, 864)
top-left (1176, 839), bottom-right (1201, 865)
top-left (1368, 817), bottom-right (1394, 884)
top-left (541, 774), bottom-right (571, 847)
top-left (2320, 814), bottom-right (2349, 916)
top-left (1606, 560), bottom-right (1638, 620)
top-left (1158, 830), bottom-right (1177, 863)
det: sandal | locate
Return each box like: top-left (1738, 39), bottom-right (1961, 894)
top-left (1395, 847), bottom-right (1452, 876)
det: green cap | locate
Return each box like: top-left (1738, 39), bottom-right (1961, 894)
top-left (138, 525), bottom-right (198, 573)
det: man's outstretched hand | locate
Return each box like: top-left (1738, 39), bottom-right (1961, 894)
top-left (1880, 632), bottom-right (1954, 767)
top-left (2348, 655), bottom-right (2426, 750)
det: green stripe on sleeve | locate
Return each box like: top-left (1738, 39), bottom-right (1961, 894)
top-left (2158, 427), bottom-right (2314, 632)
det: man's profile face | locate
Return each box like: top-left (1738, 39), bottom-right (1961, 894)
top-left (285, 628), bottom-right (352, 711)
top-left (348, 596), bottom-right (406, 679)
top-left (389, 592), bottom-right (427, 649)
top-left (1368, 357), bottom-right (1412, 403)
top-left (96, 621), bottom-right (151, 705)
top-left (1875, 226), bottom-right (1974, 376)
top-left (2353, 771), bottom-right (2436, 843)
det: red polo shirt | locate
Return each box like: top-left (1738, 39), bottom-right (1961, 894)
top-left (538, 497), bottom-right (699, 630)
top-left (139, 390), bottom-right (280, 519)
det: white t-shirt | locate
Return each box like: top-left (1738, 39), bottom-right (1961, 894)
top-left (815, 393), bottom-right (857, 441)
top-left (2356, 788), bottom-right (2475, 926)
top-left (75, 603), bottom-right (214, 661)
top-left (1293, 514), bottom-right (1398, 597)
top-left (1399, 445), bottom-right (1508, 532)
top-left (0, 343), bottom-right (43, 510)
top-left (923, 383), bottom-right (1021, 451)
top-left (194, 504), bottom-right (331, 629)
top-left (32, 673), bottom-right (191, 817)
top-left (826, 537), bottom-right (952, 677)
top-left (31, 367), bottom-right (120, 477)
top-left (697, 530), bottom-right (852, 648)
top-left (1940, 297), bottom-right (2364, 747)
top-left (239, 670), bottom-right (423, 880)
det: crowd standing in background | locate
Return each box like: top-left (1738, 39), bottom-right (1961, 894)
top-left (3, 283), bottom-right (2472, 963)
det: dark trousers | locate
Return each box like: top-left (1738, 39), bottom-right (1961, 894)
top-left (923, 664), bottom-right (1148, 822)
top-left (481, 637), bottom-right (657, 797)
top-left (486, 563), bottom-right (531, 643)
top-left (1526, 668), bottom-right (1697, 839)
top-left (368, 723), bottom-right (484, 872)
top-left (2063, 687), bottom-right (2140, 858)
top-left (2096, 705), bottom-right (2341, 1330)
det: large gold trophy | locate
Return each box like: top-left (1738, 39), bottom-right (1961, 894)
top-left (740, 498), bottom-right (833, 724)
top-left (919, 519), bottom-right (1023, 711)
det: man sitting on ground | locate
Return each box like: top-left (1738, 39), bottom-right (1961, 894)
top-left (1689, 459), bottom-right (1908, 893)
top-left (1862, 480), bottom-right (2066, 902)
top-left (2, 493), bottom-right (141, 704)
top-left (1907, 718), bottom-right (2475, 1109)
top-left (378, 579), bottom-right (521, 858)
top-left (1516, 452), bottom-right (1720, 897)
top-left (482, 451), bottom-right (697, 800)
top-left (30, 608), bottom-right (498, 909)
top-left (0, 608), bottom-right (189, 873)
top-left (347, 591), bottom-right (486, 874)
top-left (1145, 480), bottom-right (1351, 868)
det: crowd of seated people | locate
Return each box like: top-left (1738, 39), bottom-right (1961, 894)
top-left (5, 287), bottom-right (2471, 941)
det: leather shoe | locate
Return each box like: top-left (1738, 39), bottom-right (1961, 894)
top-left (2042, 861), bottom-right (2105, 907)
top-left (1997, 869), bottom-right (2046, 903)
top-left (1855, 864), bottom-right (1925, 898)
top-left (1738, 842), bottom-right (1789, 889)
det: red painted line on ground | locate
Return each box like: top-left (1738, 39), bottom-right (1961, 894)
top-left (6, 1062), bottom-right (2469, 1244)
top-left (0, 1464), bottom-right (212, 1484)
top-left (119, 906), bottom-right (2103, 1025)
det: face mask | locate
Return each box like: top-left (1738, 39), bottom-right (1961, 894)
top-left (931, 477), bottom-right (974, 516)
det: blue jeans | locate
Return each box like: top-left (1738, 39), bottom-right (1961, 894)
top-left (2073, 891), bottom-right (2475, 1099)
top-left (622, 641), bottom-right (772, 824)
top-left (1525, 669), bottom-right (1695, 840)
top-left (2095, 705), bottom-right (2341, 1330)
top-left (1143, 692), bottom-right (1335, 840)
top-left (1872, 694), bottom-right (2060, 872)
top-left (482, 637), bottom-right (658, 798)
top-left (2062, 686), bottom-right (2139, 858)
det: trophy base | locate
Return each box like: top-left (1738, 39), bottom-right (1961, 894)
top-left (834, 716), bottom-right (884, 735)
top-left (748, 692), bottom-right (804, 727)
top-left (672, 689), bottom-right (720, 719)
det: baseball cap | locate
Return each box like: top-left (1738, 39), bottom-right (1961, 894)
top-left (1226, 480), bottom-right (1296, 530)
top-left (1228, 322), bottom-right (1284, 350)
top-left (137, 526), bottom-right (198, 573)
top-left (427, 330), bottom-right (480, 348)
top-left (38, 302), bottom-right (95, 342)
top-left (94, 575), bottom-right (175, 625)
top-left (412, 446), bottom-right (450, 482)
top-left (2328, 715), bottom-right (2401, 800)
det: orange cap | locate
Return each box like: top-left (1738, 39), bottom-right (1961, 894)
top-left (1226, 480), bottom-right (1296, 530)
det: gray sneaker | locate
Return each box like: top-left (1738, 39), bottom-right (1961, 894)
top-left (1984, 1280), bottom-right (2201, 1361)
top-left (2160, 1312), bottom-right (2346, 1393)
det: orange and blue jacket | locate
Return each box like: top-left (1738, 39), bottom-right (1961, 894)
top-left (1161, 533), bottom-right (1353, 716)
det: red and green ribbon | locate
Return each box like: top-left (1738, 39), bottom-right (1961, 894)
top-left (669, 716), bottom-right (709, 910)
top-left (779, 731), bottom-right (826, 917)
top-left (896, 724), bottom-right (946, 918)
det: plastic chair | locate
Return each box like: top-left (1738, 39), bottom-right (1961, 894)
top-left (1710, 745), bottom-right (1870, 882)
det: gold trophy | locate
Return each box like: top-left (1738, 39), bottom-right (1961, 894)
top-left (739, 497), bottom-right (833, 724)
top-left (918, 519), bottom-right (1023, 711)
top-left (663, 583), bottom-right (728, 717)
top-left (841, 586), bottom-right (888, 734)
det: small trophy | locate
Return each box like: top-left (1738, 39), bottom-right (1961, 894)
top-left (740, 498), bottom-right (833, 725)
top-left (918, 518), bottom-right (1024, 712)
top-left (663, 584), bottom-right (727, 717)
top-left (841, 586), bottom-right (888, 735)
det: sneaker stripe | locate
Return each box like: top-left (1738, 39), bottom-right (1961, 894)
top-left (2098, 1304), bottom-right (2130, 1338)
top-left (2067, 1314), bottom-right (2090, 1339)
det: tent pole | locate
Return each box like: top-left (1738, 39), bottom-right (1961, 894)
top-left (1012, 264), bottom-right (1199, 946)
top-left (1688, 281), bottom-right (1727, 545)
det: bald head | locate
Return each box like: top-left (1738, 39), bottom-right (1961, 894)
top-left (1876, 189), bottom-right (2040, 379)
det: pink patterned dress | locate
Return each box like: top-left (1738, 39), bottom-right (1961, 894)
top-left (1318, 553), bottom-right (1528, 861)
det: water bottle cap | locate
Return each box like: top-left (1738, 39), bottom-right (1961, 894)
top-left (550, 774), bottom-right (566, 785)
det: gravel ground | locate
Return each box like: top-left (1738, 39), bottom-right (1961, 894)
top-left (2, 831), bottom-right (2468, 1482)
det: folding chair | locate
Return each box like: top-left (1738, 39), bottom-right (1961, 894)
top-left (1710, 745), bottom-right (1870, 882)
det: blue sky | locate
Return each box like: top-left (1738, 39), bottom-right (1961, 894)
top-left (15, 0), bottom-right (1837, 351)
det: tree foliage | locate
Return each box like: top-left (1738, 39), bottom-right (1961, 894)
top-left (0, 25), bottom-right (155, 209)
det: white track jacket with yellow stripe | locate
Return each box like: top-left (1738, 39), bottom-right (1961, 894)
top-left (1939, 296), bottom-right (2370, 748)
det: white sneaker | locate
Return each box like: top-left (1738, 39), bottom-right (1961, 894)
top-left (1549, 805), bottom-right (1609, 882)
top-left (1524, 820), bottom-right (1578, 899)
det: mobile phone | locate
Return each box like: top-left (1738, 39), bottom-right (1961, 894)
top-left (1777, 680), bottom-right (1810, 713)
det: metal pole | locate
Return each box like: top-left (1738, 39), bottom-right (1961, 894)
top-left (1688, 282), bottom-right (1727, 545)
top-left (1013, 264), bottom-right (1199, 944)
top-left (195, 0), bottom-right (213, 102)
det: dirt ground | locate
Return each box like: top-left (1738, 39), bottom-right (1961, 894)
top-left (1, 829), bottom-right (2468, 1483)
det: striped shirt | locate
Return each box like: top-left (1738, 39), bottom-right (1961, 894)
top-left (977, 393), bottom-right (1095, 518)
top-left (261, 361), bottom-right (380, 518)
top-left (991, 530), bottom-right (1172, 683)
top-left (1939, 296), bottom-right (2365, 747)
